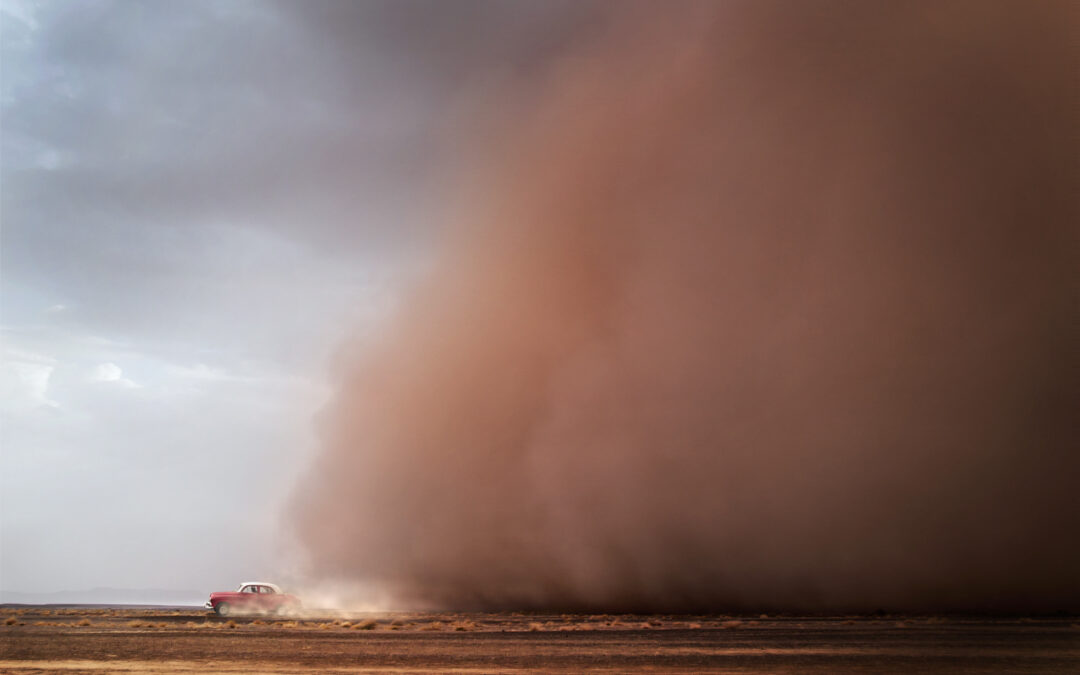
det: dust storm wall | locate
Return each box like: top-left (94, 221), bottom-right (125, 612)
top-left (289, 1), bottom-right (1079, 612)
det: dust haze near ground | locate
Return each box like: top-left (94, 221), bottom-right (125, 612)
top-left (288, 1), bottom-right (1079, 612)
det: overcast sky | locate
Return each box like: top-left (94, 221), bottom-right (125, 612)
top-left (0, 0), bottom-right (589, 597)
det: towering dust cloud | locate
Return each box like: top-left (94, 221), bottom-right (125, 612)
top-left (289, 2), bottom-right (1078, 612)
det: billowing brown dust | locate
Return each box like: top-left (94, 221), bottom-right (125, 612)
top-left (289, 1), bottom-right (1078, 612)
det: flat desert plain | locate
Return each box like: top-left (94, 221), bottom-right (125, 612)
top-left (2, 607), bottom-right (1078, 673)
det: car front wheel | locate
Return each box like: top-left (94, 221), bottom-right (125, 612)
top-left (216, 602), bottom-right (232, 617)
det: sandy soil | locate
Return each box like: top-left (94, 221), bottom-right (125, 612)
top-left (1, 607), bottom-right (1077, 673)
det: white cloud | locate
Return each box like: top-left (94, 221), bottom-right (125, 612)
top-left (167, 363), bottom-right (242, 382)
top-left (90, 362), bottom-right (140, 388)
top-left (0, 0), bottom-right (40, 31)
top-left (0, 349), bottom-right (59, 412)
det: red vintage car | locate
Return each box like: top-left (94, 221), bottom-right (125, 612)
top-left (204, 582), bottom-right (300, 616)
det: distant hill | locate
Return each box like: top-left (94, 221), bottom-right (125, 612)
top-left (0, 587), bottom-right (205, 606)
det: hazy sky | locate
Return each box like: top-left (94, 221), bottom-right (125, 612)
top-left (2, 1), bottom-right (1076, 613)
top-left (0, 0), bottom-right (588, 595)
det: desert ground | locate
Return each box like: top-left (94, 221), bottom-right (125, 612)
top-left (1, 606), bottom-right (1077, 673)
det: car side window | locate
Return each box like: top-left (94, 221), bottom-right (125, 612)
top-left (242, 585), bottom-right (256, 593)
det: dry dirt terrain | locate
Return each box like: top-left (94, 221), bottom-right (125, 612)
top-left (1, 607), bottom-right (1078, 673)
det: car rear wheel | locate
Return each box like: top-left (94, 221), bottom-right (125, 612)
top-left (277, 601), bottom-right (300, 616)
top-left (216, 602), bottom-right (232, 617)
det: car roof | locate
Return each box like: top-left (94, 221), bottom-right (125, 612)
top-left (237, 581), bottom-right (282, 592)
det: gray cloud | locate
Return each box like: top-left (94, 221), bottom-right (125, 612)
top-left (1, 0), bottom-right (607, 597)
top-left (2, 1), bottom-right (599, 362)
top-left (3, 0), bottom-right (599, 594)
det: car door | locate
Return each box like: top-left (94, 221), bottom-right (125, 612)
top-left (238, 584), bottom-right (259, 609)
top-left (258, 585), bottom-right (281, 611)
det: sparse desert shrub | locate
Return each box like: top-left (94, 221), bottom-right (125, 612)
top-left (720, 620), bottom-right (744, 630)
top-left (649, 619), bottom-right (663, 627)
top-left (527, 622), bottom-right (543, 632)
top-left (5, 617), bottom-right (18, 625)
top-left (687, 622), bottom-right (702, 629)
top-left (389, 618), bottom-right (404, 626)
top-left (252, 619), bottom-right (264, 626)
top-left (759, 614), bottom-right (769, 619)
top-left (453, 620), bottom-right (476, 631)
top-left (78, 619), bottom-right (91, 626)
top-left (354, 619), bottom-right (377, 630)
top-left (127, 620), bottom-right (144, 628)
top-left (226, 620), bottom-right (238, 629)
top-left (420, 621), bottom-right (443, 631)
